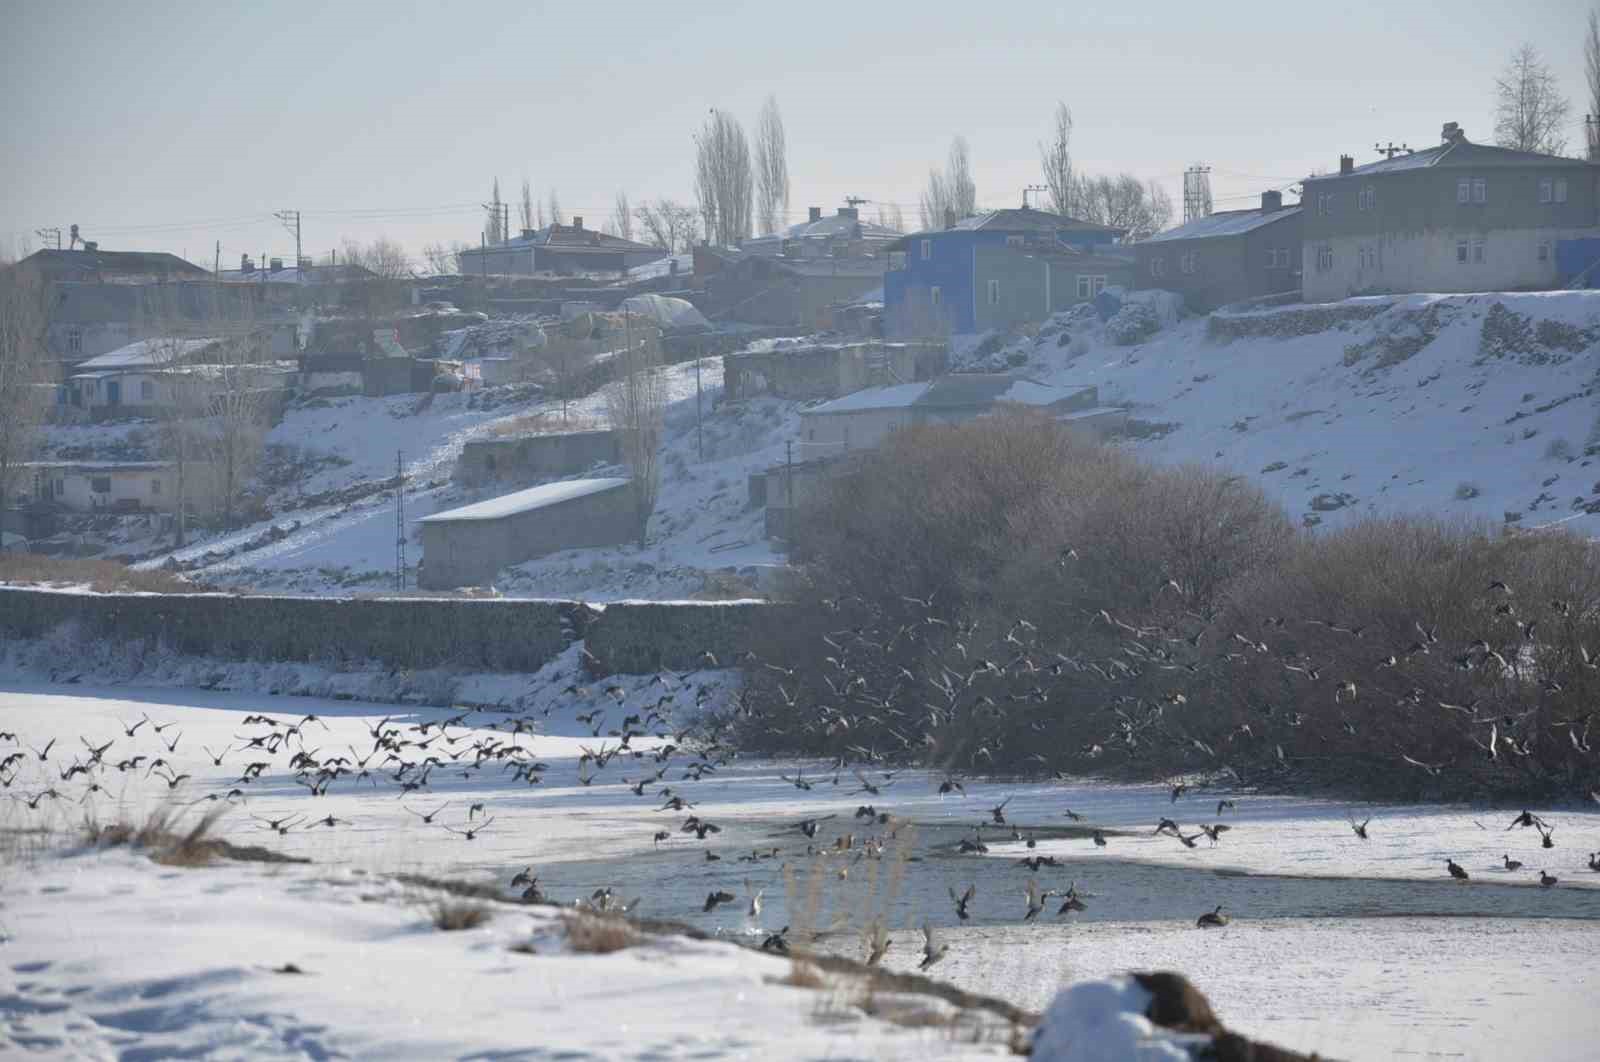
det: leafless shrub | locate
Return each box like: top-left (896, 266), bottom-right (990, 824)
top-left (430, 899), bottom-right (492, 931)
top-left (564, 911), bottom-right (638, 954)
top-left (0, 555), bottom-right (203, 593)
top-left (84, 804), bottom-right (230, 867)
top-left (777, 960), bottom-right (828, 989)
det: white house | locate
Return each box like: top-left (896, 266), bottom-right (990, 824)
top-left (22, 461), bottom-right (221, 514)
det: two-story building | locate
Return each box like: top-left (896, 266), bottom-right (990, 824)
top-left (883, 206), bottom-right (1124, 335)
top-left (1133, 191), bottom-right (1303, 311)
top-left (1301, 122), bottom-right (1598, 302)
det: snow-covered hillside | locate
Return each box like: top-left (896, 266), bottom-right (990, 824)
top-left (977, 291), bottom-right (1600, 536)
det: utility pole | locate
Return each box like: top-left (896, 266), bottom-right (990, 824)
top-left (34, 227), bottom-right (61, 250)
top-left (695, 356), bottom-right (703, 461)
top-left (213, 240), bottom-right (220, 277)
top-left (1022, 185), bottom-right (1047, 210)
top-left (274, 210), bottom-right (302, 278)
top-left (1373, 142), bottom-right (1411, 160)
top-left (394, 450), bottom-right (406, 591)
top-left (1182, 165), bottom-right (1213, 224)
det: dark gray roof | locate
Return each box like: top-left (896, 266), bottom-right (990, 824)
top-left (1308, 137), bottom-right (1594, 181)
top-left (22, 249), bottom-right (209, 279)
top-left (953, 207), bottom-right (1123, 235)
top-left (466, 224), bottom-right (663, 257)
top-left (1140, 206), bottom-right (1302, 244)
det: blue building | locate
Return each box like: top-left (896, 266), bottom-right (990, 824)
top-left (883, 207), bottom-right (1125, 335)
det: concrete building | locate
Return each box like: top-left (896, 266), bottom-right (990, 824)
top-left (1300, 122), bottom-right (1599, 302)
top-left (453, 431), bottom-right (621, 488)
top-left (22, 461), bottom-right (220, 514)
top-left (970, 245), bottom-right (1136, 331)
top-left (700, 253), bottom-right (887, 328)
top-left (418, 477), bottom-right (635, 589)
top-left (741, 206), bottom-right (902, 258)
top-left (722, 340), bottom-right (947, 402)
top-left (1133, 192), bottom-right (1304, 312)
top-left (796, 375), bottom-right (1110, 459)
top-left (884, 206), bottom-right (1125, 335)
top-left (456, 219), bottom-right (667, 276)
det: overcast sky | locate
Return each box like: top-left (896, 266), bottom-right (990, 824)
top-left (2, 0), bottom-right (1592, 267)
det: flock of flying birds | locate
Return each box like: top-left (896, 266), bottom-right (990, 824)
top-left (3, 593), bottom-right (1598, 975)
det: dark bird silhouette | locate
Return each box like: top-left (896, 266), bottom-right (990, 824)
top-left (30, 739), bottom-right (56, 762)
top-left (405, 801), bottom-right (450, 824)
top-left (1503, 854), bottom-right (1523, 871)
top-left (988, 797), bottom-right (1012, 825)
top-left (761, 926), bottom-right (790, 953)
top-left (1351, 818), bottom-right (1371, 840)
top-left (703, 889), bottom-right (736, 913)
top-left (1586, 852), bottom-right (1600, 872)
top-left (949, 884), bottom-right (976, 921)
top-left (511, 866), bottom-right (536, 889)
top-left (1056, 884), bottom-right (1087, 915)
top-left (1092, 829), bottom-right (1107, 847)
top-left (1537, 824), bottom-right (1556, 849)
top-left (1197, 904), bottom-right (1230, 928)
top-left (1446, 859), bottom-right (1470, 881)
top-left (957, 830), bottom-right (989, 854)
top-left (1216, 799), bottom-right (1236, 816)
top-left (1507, 810), bottom-right (1547, 831)
top-left (918, 924), bottom-right (948, 970)
top-left (445, 817), bottom-right (494, 840)
top-left (794, 815), bottom-right (835, 838)
top-left (1198, 823), bottom-right (1231, 846)
top-left (938, 778), bottom-right (966, 797)
top-left (1539, 870), bottom-right (1559, 888)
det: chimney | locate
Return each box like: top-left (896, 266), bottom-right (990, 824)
top-left (1261, 189), bottom-right (1283, 212)
top-left (240, 254), bottom-right (252, 274)
top-left (808, 206), bottom-right (822, 222)
top-left (1339, 154), bottom-right (1354, 176)
top-left (944, 209), bottom-right (957, 230)
top-left (837, 206), bottom-right (857, 220)
top-left (572, 216), bottom-right (583, 230)
top-left (520, 228), bottom-right (536, 240)
top-left (1441, 121), bottom-right (1465, 144)
top-left (269, 257), bottom-right (284, 273)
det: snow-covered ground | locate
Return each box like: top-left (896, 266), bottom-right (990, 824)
top-left (981, 291), bottom-right (1600, 536)
top-left (4, 669), bottom-right (1598, 1059)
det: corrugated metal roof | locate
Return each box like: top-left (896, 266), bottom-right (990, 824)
top-left (801, 375), bottom-right (1092, 414)
top-left (1141, 207), bottom-right (1302, 244)
top-left (1307, 138), bottom-right (1595, 181)
top-left (76, 337), bottom-right (222, 370)
top-left (953, 208), bottom-right (1123, 234)
top-left (419, 478), bottom-right (630, 523)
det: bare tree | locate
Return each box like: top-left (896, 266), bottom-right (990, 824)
top-left (549, 189), bottom-right (565, 227)
top-left (1586, 11), bottom-right (1600, 158)
top-left (754, 95), bottom-right (790, 236)
top-left (203, 314), bottom-right (271, 532)
top-left (1071, 174), bottom-right (1173, 240)
top-left (695, 109), bottom-right (754, 247)
top-left (1494, 43), bottom-right (1572, 155)
top-left (519, 178), bottom-right (536, 232)
top-left (0, 257), bottom-right (48, 520)
top-left (919, 137), bottom-right (977, 230)
top-left (605, 317), bottom-right (666, 546)
top-left (876, 203), bottom-right (906, 232)
top-left (487, 178), bottom-right (506, 243)
top-left (634, 199), bottom-right (700, 253)
top-left (613, 190), bottom-right (634, 242)
top-left (340, 238), bottom-right (412, 352)
top-left (1039, 102), bottom-right (1075, 215)
top-left (421, 241), bottom-right (464, 275)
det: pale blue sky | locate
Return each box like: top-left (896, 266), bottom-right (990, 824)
top-left (2, 0), bottom-right (1591, 266)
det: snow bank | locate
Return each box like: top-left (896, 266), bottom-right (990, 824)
top-left (1031, 977), bottom-right (1201, 1061)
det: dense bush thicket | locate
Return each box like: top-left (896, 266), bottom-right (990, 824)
top-left (734, 414), bottom-right (1600, 802)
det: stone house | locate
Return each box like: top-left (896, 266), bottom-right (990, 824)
top-left (1300, 122), bottom-right (1599, 302)
top-left (970, 245), bottom-right (1136, 331)
top-left (418, 477), bottom-right (636, 589)
top-left (453, 431), bottom-right (621, 488)
top-left (722, 340), bottom-right (947, 402)
top-left (1133, 192), bottom-right (1304, 311)
top-left (22, 460), bottom-right (221, 514)
top-left (456, 219), bottom-right (667, 276)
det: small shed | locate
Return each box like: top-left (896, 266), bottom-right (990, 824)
top-left (418, 477), bottom-right (635, 589)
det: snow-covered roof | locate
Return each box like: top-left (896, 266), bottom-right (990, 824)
top-left (801, 375), bottom-right (1091, 415)
top-left (1307, 136), bottom-right (1595, 181)
top-left (463, 223), bottom-right (661, 257)
top-left (419, 478), bottom-right (630, 523)
top-left (953, 207), bottom-right (1122, 235)
top-left (1140, 207), bottom-right (1302, 244)
top-left (75, 337), bottom-right (222, 370)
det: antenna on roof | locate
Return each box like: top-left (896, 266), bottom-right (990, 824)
top-left (1022, 185), bottom-right (1047, 209)
top-left (844, 196), bottom-right (870, 208)
top-left (1374, 141), bottom-right (1411, 160)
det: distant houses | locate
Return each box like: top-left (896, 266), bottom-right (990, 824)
top-left (883, 206), bottom-right (1126, 335)
top-left (457, 219), bottom-right (668, 276)
top-left (1301, 123), bottom-right (1598, 302)
top-left (1133, 191), bottom-right (1303, 312)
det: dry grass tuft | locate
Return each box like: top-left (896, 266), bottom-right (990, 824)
top-left (775, 960), bottom-right (828, 989)
top-left (430, 898), bottom-right (492, 931)
top-left (563, 911), bottom-right (638, 954)
top-left (0, 555), bottom-right (205, 594)
top-left (83, 804), bottom-right (230, 867)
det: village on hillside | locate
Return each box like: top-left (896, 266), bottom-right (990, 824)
top-left (4, 114), bottom-right (1600, 596)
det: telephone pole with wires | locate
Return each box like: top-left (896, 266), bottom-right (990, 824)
top-left (1182, 165), bottom-right (1213, 224)
top-left (394, 450), bottom-right (406, 591)
top-left (1022, 185), bottom-right (1048, 210)
top-left (274, 210), bottom-right (302, 278)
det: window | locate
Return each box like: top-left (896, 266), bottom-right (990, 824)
top-left (986, 279), bottom-right (1000, 305)
top-left (1179, 251), bottom-right (1198, 274)
top-left (1149, 257), bottom-right (1166, 278)
top-left (1556, 177), bottom-right (1569, 204)
top-left (919, 239), bottom-right (932, 261)
top-left (1315, 245), bottom-right (1333, 272)
top-left (1457, 178), bottom-right (1471, 204)
top-left (1266, 247), bottom-right (1292, 269)
top-left (1317, 192), bottom-right (1334, 215)
top-left (1457, 239), bottom-right (1469, 263)
top-left (140, 380), bottom-right (154, 400)
top-left (1540, 178), bottom-right (1554, 204)
top-left (1472, 238), bottom-right (1485, 263)
top-left (1358, 186), bottom-right (1376, 211)
top-left (150, 478), bottom-right (162, 496)
top-left (90, 476), bottom-right (111, 494)
top-left (1076, 274), bottom-right (1107, 299)
top-left (888, 251), bottom-right (907, 270)
top-left (1472, 178), bottom-right (1487, 203)
top-left (1538, 240), bottom-right (1551, 262)
top-left (929, 286), bottom-right (941, 306)
top-left (1357, 246), bottom-right (1369, 269)
top-left (1005, 235), bottom-right (1024, 248)
top-left (67, 328), bottom-right (83, 354)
